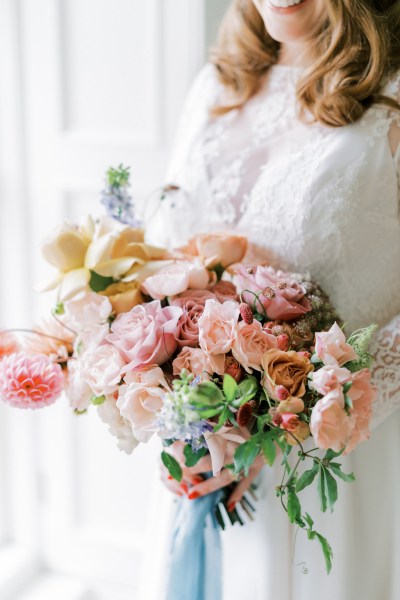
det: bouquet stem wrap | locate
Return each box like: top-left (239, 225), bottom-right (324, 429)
top-left (166, 487), bottom-right (224, 600)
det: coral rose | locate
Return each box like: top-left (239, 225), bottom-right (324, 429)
top-left (108, 300), bottom-right (183, 371)
top-left (310, 388), bottom-right (353, 452)
top-left (235, 264), bottom-right (311, 321)
top-left (0, 352), bottom-right (64, 409)
top-left (261, 349), bottom-right (313, 400)
top-left (315, 322), bottom-right (358, 367)
top-left (232, 320), bottom-right (277, 373)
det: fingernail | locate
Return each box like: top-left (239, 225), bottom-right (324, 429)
top-left (227, 502), bottom-right (236, 513)
top-left (167, 475), bottom-right (173, 481)
top-left (180, 483), bottom-right (189, 494)
top-left (191, 476), bottom-right (203, 485)
top-left (188, 491), bottom-right (201, 500)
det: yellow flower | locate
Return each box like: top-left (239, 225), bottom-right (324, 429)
top-left (99, 281), bottom-right (143, 314)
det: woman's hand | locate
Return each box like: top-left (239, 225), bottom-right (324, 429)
top-left (160, 441), bottom-right (265, 512)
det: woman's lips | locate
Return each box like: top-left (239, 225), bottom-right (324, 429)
top-left (267, 0), bottom-right (308, 14)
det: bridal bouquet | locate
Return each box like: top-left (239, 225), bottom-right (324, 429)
top-left (0, 166), bottom-right (377, 578)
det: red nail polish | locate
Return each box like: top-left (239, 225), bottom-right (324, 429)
top-left (188, 491), bottom-right (201, 500)
top-left (180, 483), bottom-right (189, 494)
top-left (227, 502), bottom-right (236, 513)
top-left (191, 476), bottom-right (203, 485)
top-left (167, 475), bottom-right (173, 480)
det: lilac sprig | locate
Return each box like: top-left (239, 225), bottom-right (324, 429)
top-left (100, 164), bottom-right (142, 227)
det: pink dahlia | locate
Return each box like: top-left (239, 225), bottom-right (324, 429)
top-left (0, 352), bottom-right (64, 409)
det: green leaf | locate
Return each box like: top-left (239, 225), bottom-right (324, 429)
top-left (91, 395), bottom-right (106, 406)
top-left (323, 467), bottom-right (338, 512)
top-left (234, 440), bottom-right (259, 476)
top-left (304, 512), bottom-right (314, 529)
top-left (324, 448), bottom-right (344, 462)
top-left (316, 533), bottom-right (333, 574)
top-left (223, 374), bottom-right (238, 403)
top-left (287, 490), bottom-right (301, 524)
top-left (89, 270), bottom-right (114, 293)
top-left (296, 462), bottom-right (319, 493)
top-left (161, 451), bottom-right (182, 482)
top-left (188, 381), bottom-right (225, 406)
top-left (261, 436), bottom-right (276, 466)
top-left (317, 466), bottom-right (327, 513)
top-left (330, 464), bottom-right (355, 483)
top-left (342, 381), bottom-right (353, 394)
top-left (214, 406), bottom-right (230, 432)
top-left (233, 376), bottom-right (258, 407)
top-left (183, 445), bottom-right (208, 468)
top-left (107, 164), bottom-right (130, 188)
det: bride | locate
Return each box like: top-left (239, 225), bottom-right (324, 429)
top-left (145, 1), bottom-right (400, 598)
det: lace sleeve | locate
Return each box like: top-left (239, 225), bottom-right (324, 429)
top-left (370, 83), bottom-right (400, 430)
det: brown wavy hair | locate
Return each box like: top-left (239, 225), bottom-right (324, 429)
top-left (210, 0), bottom-right (400, 126)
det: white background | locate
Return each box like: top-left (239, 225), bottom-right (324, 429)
top-left (0, 1), bottom-right (229, 599)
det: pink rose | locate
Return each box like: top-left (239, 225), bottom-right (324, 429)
top-left (310, 387), bottom-right (353, 452)
top-left (311, 364), bottom-right (351, 396)
top-left (107, 300), bottom-right (183, 371)
top-left (280, 413), bottom-right (300, 432)
top-left (232, 320), bottom-right (277, 373)
top-left (234, 264), bottom-right (311, 321)
top-left (344, 369), bottom-right (376, 454)
top-left (82, 344), bottom-right (125, 396)
top-left (116, 368), bottom-right (168, 442)
top-left (170, 289), bottom-right (216, 348)
top-left (141, 260), bottom-right (209, 300)
top-left (209, 280), bottom-right (239, 303)
top-left (315, 322), bottom-right (358, 366)
top-left (64, 292), bottom-right (112, 330)
top-left (198, 300), bottom-right (240, 374)
top-left (172, 346), bottom-right (216, 378)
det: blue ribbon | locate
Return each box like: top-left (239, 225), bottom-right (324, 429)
top-left (166, 489), bottom-right (224, 600)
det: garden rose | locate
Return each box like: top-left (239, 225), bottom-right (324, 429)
top-left (315, 322), bottom-right (358, 366)
top-left (97, 396), bottom-right (139, 454)
top-left (280, 413), bottom-right (300, 432)
top-left (81, 344), bottom-right (125, 397)
top-left (311, 364), bottom-right (351, 396)
top-left (64, 292), bottom-right (112, 330)
top-left (344, 369), bottom-right (376, 454)
top-left (262, 349), bottom-right (313, 400)
top-left (116, 373), bottom-right (167, 442)
top-left (170, 290), bottom-right (216, 348)
top-left (232, 320), bottom-right (277, 373)
top-left (310, 388), bottom-right (353, 451)
top-left (224, 356), bottom-right (244, 382)
top-left (193, 233), bottom-right (248, 269)
top-left (172, 347), bottom-right (215, 378)
top-left (66, 358), bottom-right (93, 411)
top-left (235, 264), bottom-right (311, 321)
top-left (210, 280), bottom-right (239, 303)
top-left (141, 260), bottom-right (209, 300)
top-left (198, 300), bottom-right (240, 373)
top-left (107, 300), bottom-right (182, 370)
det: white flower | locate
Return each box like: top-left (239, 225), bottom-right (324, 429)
top-left (98, 396), bottom-right (139, 454)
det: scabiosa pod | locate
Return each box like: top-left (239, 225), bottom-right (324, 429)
top-left (0, 352), bottom-right (64, 409)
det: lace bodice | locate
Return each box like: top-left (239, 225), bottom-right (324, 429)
top-left (143, 63), bottom-right (400, 432)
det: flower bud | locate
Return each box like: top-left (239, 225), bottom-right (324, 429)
top-left (239, 302), bottom-right (254, 325)
top-left (224, 355), bottom-right (244, 383)
top-left (277, 333), bottom-right (290, 351)
top-left (275, 385), bottom-right (290, 401)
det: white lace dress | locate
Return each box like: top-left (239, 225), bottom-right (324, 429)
top-left (144, 63), bottom-right (400, 600)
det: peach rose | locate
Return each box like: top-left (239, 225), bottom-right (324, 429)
top-left (116, 367), bottom-right (168, 442)
top-left (310, 388), bottom-right (353, 452)
top-left (261, 349), bottom-right (313, 400)
top-left (141, 260), bottom-right (209, 300)
top-left (100, 281), bottom-right (144, 314)
top-left (344, 369), bottom-right (376, 454)
top-left (315, 322), bottom-right (358, 367)
top-left (172, 347), bottom-right (215, 379)
top-left (310, 364), bottom-right (351, 396)
top-left (192, 232), bottom-right (248, 269)
top-left (232, 320), bottom-right (277, 373)
top-left (198, 300), bottom-right (240, 374)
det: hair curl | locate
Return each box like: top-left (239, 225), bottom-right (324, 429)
top-left (210, 0), bottom-right (400, 126)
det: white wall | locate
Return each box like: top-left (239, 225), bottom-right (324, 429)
top-left (0, 1), bottom-right (229, 598)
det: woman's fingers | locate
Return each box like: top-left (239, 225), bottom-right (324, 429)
top-left (227, 455), bottom-right (265, 509)
top-left (187, 468), bottom-right (236, 500)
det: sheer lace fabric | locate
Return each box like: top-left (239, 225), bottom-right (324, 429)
top-left (144, 64), bottom-right (400, 433)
